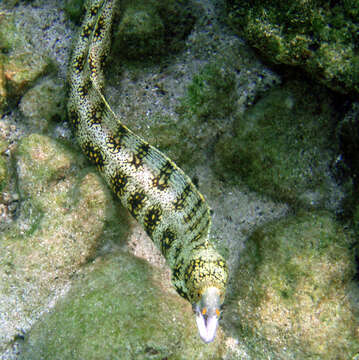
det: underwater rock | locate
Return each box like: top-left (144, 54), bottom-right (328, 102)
top-left (226, 0), bottom-right (359, 96)
top-left (178, 61), bottom-right (236, 121)
top-left (19, 252), bottom-right (226, 359)
top-left (62, 0), bottom-right (86, 24)
top-left (0, 142), bottom-right (8, 192)
top-left (19, 77), bottom-right (66, 132)
top-left (214, 80), bottom-right (342, 209)
top-left (0, 58), bottom-right (6, 115)
top-left (0, 12), bottom-right (51, 109)
top-left (226, 211), bottom-right (359, 359)
top-left (113, 0), bottom-right (195, 60)
top-left (0, 133), bottom-right (123, 354)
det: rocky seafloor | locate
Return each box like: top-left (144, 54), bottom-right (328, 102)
top-left (0, 0), bottom-right (358, 359)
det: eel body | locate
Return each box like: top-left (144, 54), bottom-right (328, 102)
top-left (68, 0), bottom-right (228, 343)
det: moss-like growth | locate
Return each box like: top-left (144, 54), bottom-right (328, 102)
top-left (336, 102), bottom-right (359, 223)
top-left (16, 134), bottom-right (76, 199)
top-left (337, 102), bottom-right (359, 183)
top-left (114, 3), bottom-right (165, 60)
top-left (113, 0), bottom-right (195, 60)
top-left (0, 13), bottom-right (52, 107)
top-left (0, 12), bottom-right (20, 52)
top-left (178, 61), bottom-right (236, 120)
top-left (5, 52), bottom-right (51, 101)
top-left (63, 0), bottom-right (86, 24)
top-left (0, 155), bottom-right (8, 193)
top-left (226, 0), bottom-right (359, 95)
top-left (0, 57), bottom-right (6, 115)
top-left (0, 134), bottom-right (127, 353)
top-left (2, 0), bottom-right (34, 7)
top-left (20, 252), bottom-right (225, 359)
top-left (227, 211), bottom-right (358, 359)
top-left (214, 80), bottom-right (340, 208)
top-left (19, 77), bottom-right (66, 132)
top-left (354, 204), bottom-right (359, 234)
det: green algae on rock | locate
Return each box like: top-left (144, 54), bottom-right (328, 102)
top-left (112, 0), bottom-right (195, 60)
top-left (0, 58), bottom-right (6, 115)
top-left (214, 80), bottom-right (341, 208)
top-left (0, 12), bottom-right (21, 52)
top-left (0, 154), bottom-right (7, 192)
top-left (5, 51), bottom-right (51, 101)
top-left (0, 138), bottom-right (8, 192)
top-left (0, 12), bottom-right (52, 108)
top-left (19, 252), bottom-right (226, 360)
top-left (19, 77), bottom-right (66, 133)
top-left (62, 0), bottom-right (86, 24)
top-left (114, 3), bottom-right (165, 60)
top-left (226, 0), bottom-right (359, 96)
top-left (337, 102), bottom-right (359, 183)
top-left (0, 133), bottom-right (126, 354)
top-left (336, 102), bottom-right (359, 226)
top-left (178, 61), bottom-right (237, 121)
top-left (226, 211), bottom-right (359, 359)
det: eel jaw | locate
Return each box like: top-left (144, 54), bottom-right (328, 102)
top-left (195, 308), bottom-right (219, 343)
top-left (194, 287), bottom-right (221, 343)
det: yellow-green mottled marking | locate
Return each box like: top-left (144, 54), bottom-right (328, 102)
top-left (68, 0), bottom-right (228, 343)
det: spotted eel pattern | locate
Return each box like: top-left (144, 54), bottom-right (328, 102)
top-left (68, 0), bottom-right (228, 307)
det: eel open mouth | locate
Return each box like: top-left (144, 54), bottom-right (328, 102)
top-left (195, 308), bottom-right (219, 343)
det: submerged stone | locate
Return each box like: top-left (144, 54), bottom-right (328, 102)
top-left (0, 12), bottom-right (52, 109)
top-left (178, 61), bottom-right (237, 121)
top-left (226, 211), bottom-right (359, 359)
top-left (113, 0), bottom-right (195, 60)
top-left (19, 252), bottom-right (226, 359)
top-left (214, 80), bottom-right (342, 209)
top-left (0, 58), bottom-right (6, 115)
top-left (19, 77), bottom-right (66, 132)
top-left (0, 134), bottom-right (124, 354)
top-left (226, 0), bottom-right (359, 96)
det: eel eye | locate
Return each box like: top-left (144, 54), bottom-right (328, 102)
top-left (215, 308), bottom-right (220, 317)
top-left (202, 307), bottom-right (207, 315)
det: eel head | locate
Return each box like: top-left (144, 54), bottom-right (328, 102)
top-left (194, 287), bottom-right (222, 343)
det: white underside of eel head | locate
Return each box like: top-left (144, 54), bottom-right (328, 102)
top-left (194, 287), bottom-right (222, 343)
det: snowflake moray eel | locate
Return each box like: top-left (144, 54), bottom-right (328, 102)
top-left (68, 0), bottom-right (228, 343)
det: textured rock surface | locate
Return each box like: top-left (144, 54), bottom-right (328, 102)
top-left (0, 133), bottom-right (126, 356)
top-left (225, 211), bottom-right (359, 359)
top-left (226, 0), bottom-right (359, 96)
top-left (0, 10), bottom-right (53, 115)
top-left (19, 78), bottom-right (66, 133)
top-left (19, 252), bottom-right (227, 359)
top-left (214, 80), bottom-right (343, 210)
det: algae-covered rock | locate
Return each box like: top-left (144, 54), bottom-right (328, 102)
top-left (0, 12), bottom-right (52, 108)
top-left (226, 0), bottom-right (359, 95)
top-left (114, 2), bottom-right (165, 60)
top-left (143, 60), bottom-right (237, 167)
top-left (354, 204), bottom-right (359, 234)
top-left (113, 0), bottom-right (195, 60)
top-left (215, 80), bottom-right (341, 208)
top-left (2, 0), bottom-right (33, 8)
top-left (178, 61), bottom-right (236, 121)
top-left (0, 153), bottom-right (8, 192)
top-left (336, 102), bottom-right (359, 223)
top-left (5, 51), bottom-right (51, 101)
top-left (0, 134), bottom-right (126, 354)
top-left (0, 58), bottom-right (6, 115)
top-left (337, 102), bottom-right (359, 181)
top-left (19, 77), bottom-right (66, 132)
top-left (226, 211), bottom-right (358, 359)
top-left (0, 12), bottom-right (22, 52)
top-left (62, 0), bottom-right (85, 24)
top-left (20, 252), bottom-right (226, 359)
